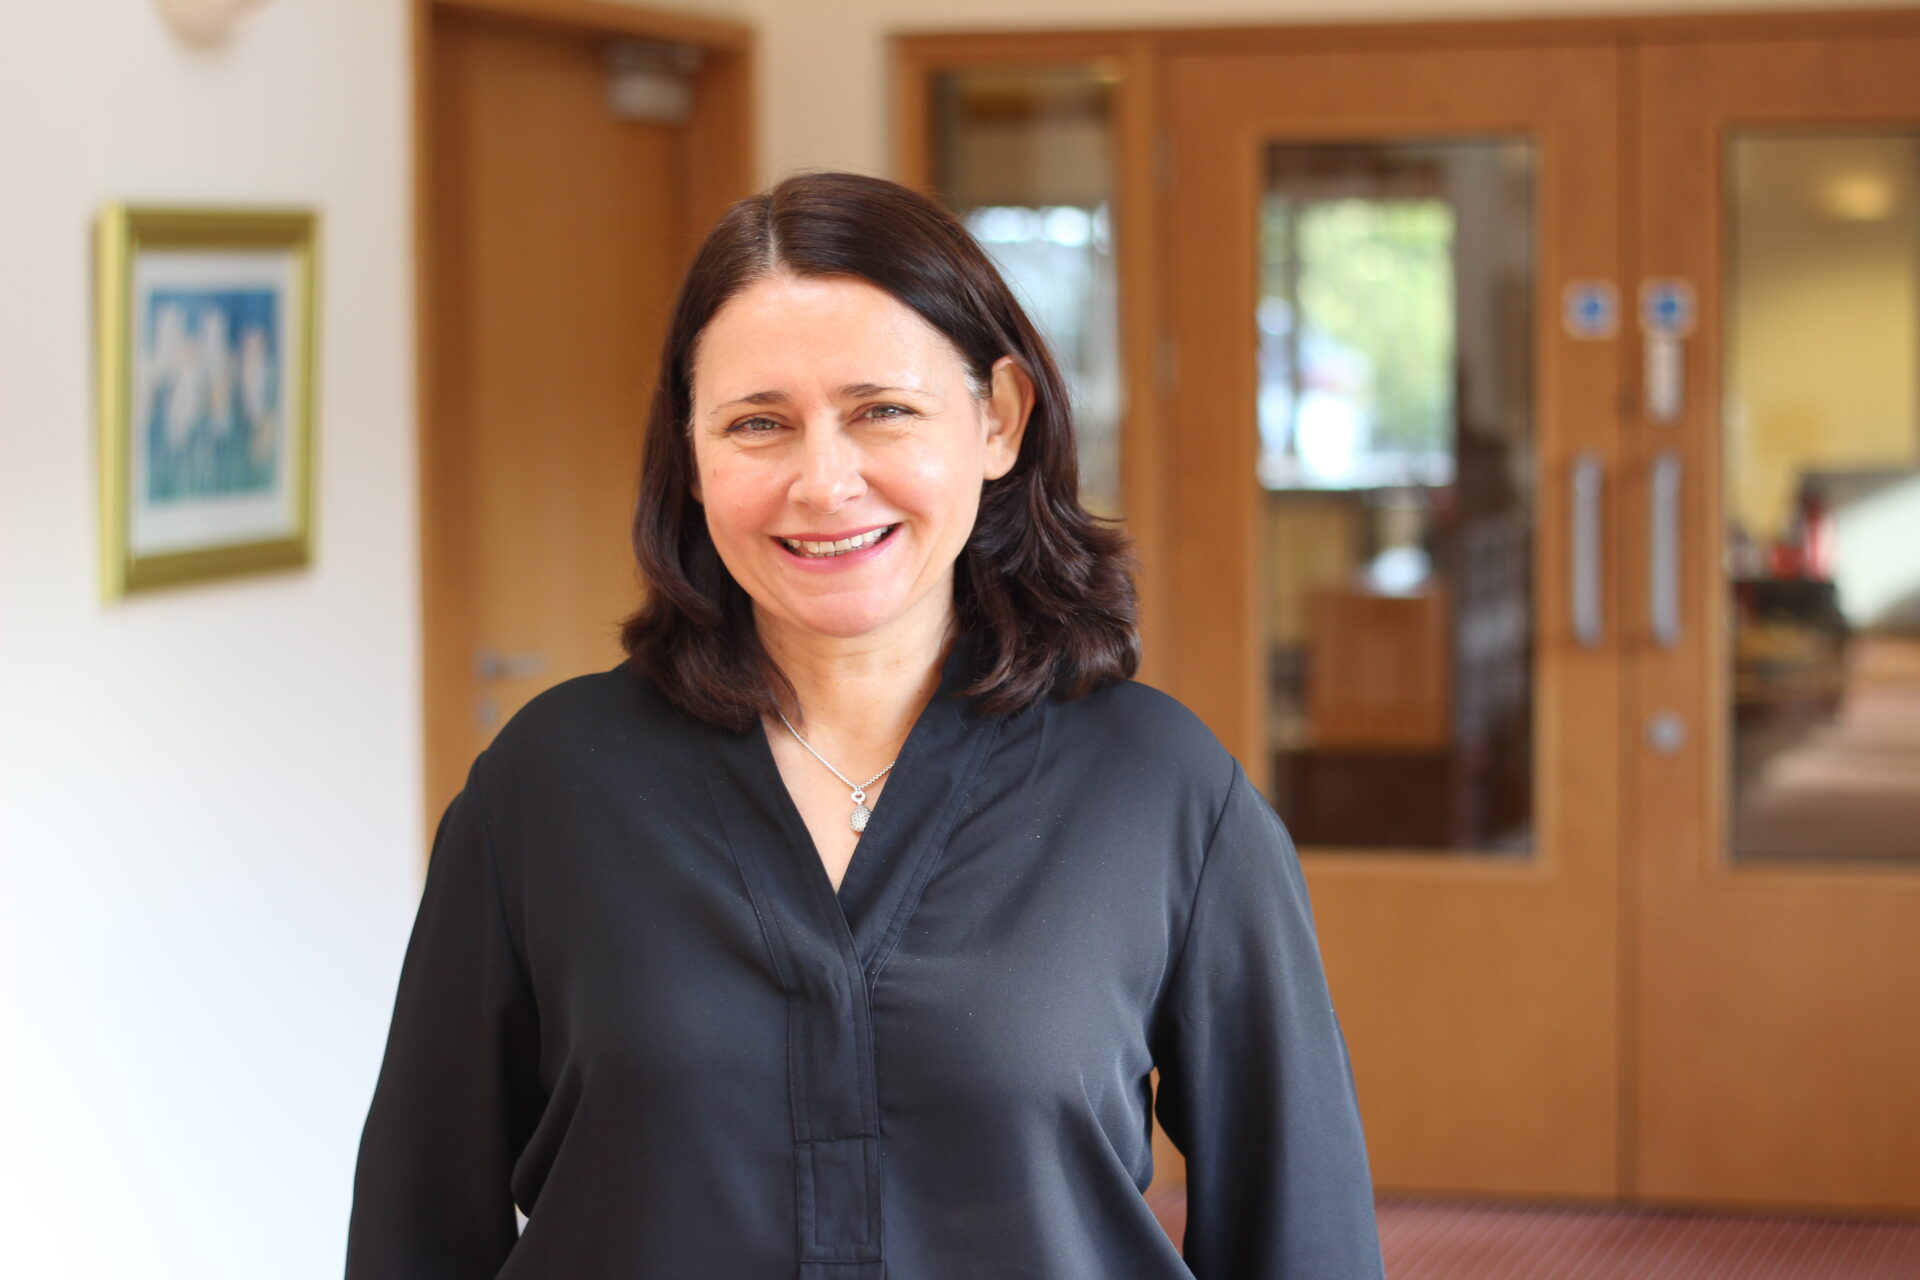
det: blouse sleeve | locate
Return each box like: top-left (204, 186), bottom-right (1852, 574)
top-left (1151, 761), bottom-right (1385, 1279)
top-left (344, 761), bottom-right (542, 1278)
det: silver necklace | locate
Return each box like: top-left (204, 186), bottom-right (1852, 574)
top-left (775, 710), bottom-right (896, 834)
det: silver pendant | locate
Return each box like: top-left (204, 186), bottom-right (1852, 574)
top-left (850, 787), bottom-right (871, 834)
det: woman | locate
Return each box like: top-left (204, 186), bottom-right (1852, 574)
top-left (346, 172), bottom-right (1384, 1279)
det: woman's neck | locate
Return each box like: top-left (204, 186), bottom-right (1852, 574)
top-left (756, 605), bottom-right (958, 769)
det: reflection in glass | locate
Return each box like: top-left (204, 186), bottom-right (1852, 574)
top-left (1258, 141), bottom-right (1536, 854)
top-left (930, 67), bottom-right (1123, 516)
top-left (1726, 133), bottom-right (1920, 865)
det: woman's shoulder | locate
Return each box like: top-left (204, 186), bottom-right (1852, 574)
top-left (1042, 674), bottom-right (1239, 794)
top-left (472, 660), bottom-right (698, 778)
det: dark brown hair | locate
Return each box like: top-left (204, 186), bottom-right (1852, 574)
top-left (620, 170), bottom-right (1139, 732)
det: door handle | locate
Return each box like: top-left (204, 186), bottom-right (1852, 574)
top-left (475, 649), bottom-right (550, 681)
top-left (1645, 335), bottom-right (1685, 424)
top-left (1650, 452), bottom-right (1682, 649)
top-left (1571, 452), bottom-right (1604, 648)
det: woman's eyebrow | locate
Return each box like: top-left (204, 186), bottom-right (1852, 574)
top-left (707, 389), bottom-right (789, 419)
top-left (707, 383), bottom-right (934, 418)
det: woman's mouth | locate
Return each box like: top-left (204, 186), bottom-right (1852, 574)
top-left (774, 524), bottom-right (898, 559)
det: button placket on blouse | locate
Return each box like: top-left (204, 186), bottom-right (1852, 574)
top-left (702, 638), bottom-right (1002, 1276)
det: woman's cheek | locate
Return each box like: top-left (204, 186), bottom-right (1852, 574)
top-left (704, 455), bottom-right (779, 525)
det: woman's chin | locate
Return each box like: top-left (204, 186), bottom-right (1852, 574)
top-left (763, 597), bottom-right (907, 643)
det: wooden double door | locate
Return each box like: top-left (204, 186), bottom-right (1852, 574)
top-left (1165, 23), bottom-right (1920, 1212)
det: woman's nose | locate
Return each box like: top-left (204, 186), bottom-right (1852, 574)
top-left (789, 422), bottom-right (865, 512)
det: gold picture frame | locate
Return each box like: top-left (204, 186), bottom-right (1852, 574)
top-left (96, 205), bottom-right (319, 599)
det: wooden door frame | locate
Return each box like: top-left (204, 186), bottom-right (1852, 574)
top-left (413, 0), bottom-right (754, 839)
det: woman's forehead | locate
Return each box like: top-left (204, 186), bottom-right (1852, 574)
top-left (692, 275), bottom-right (962, 401)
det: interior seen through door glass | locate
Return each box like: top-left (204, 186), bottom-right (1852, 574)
top-left (929, 66), bottom-right (1123, 518)
top-left (1258, 139), bottom-right (1536, 855)
top-left (1725, 132), bottom-right (1920, 865)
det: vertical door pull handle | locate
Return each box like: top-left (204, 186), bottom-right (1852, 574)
top-left (1571, 452), bottom-right (1604, 648)
top-left (1645, 335), bottom-right (1685, 424)
top-left (1650, 452), bottom-right (1683, 649)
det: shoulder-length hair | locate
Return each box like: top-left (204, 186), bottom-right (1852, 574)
top-left (620, 170), bottom-right (1139, 733)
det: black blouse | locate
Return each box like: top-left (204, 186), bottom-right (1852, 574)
top-left (344, 630), bottom-right (1385, 1278)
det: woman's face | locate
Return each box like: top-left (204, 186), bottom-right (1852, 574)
top-left (687, 273), bottom-right (1030, 649)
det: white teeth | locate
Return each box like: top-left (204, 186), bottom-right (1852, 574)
top-left (780, 526), bottom-right (892, 557)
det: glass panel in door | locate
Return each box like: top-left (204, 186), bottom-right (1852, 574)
top-left (1725, 132), bottom-right (1920, 865)
top-left (929, 66), bottom-right (1124, 517)
top-left (1258, 140), bottom-right (1537, 854)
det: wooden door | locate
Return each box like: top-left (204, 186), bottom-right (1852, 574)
top-left (1165, 43), bottom-right (1627, 1197)
top-left (1632, 29), bottom-right (1920, 1213)
top-left (420, 4), bottom-right (748, 822)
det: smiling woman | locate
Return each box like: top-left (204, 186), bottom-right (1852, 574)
top-left (683, 272), bottom-right (1030, 658)
top-left (625, 171), bottom-right (1136, 735)
top-left (345, 172), bottom-right (1385, 1280)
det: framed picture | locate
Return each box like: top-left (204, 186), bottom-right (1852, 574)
top-left (96, 205), bottom-right (319, 599)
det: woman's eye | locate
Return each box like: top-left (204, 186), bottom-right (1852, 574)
top-left (864, 403), bottom-right (912, 422)
top-left (727, 416), bottom-right (782, 436)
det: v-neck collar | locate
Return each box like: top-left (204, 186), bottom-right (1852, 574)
top-left (696, 628), bottom-right (1005, 1273)
top-left (704, 626), bottom-right (1005, 982)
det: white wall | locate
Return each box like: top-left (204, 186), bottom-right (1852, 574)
top-left (0, 2), bottom-right (415, 1277)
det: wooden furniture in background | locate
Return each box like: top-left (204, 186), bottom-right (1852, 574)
top-left (1307, 588), bottom-right (1451, 750)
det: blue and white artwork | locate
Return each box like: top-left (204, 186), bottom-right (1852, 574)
top-left (129, 248), bottom-right (303, 557)
top-left (142, 287), bottom-right (282, 501)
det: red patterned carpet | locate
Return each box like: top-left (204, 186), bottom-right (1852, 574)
top-left (1143, 1189), bottom-right (1920, 1277)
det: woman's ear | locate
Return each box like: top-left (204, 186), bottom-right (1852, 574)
top-left (982, 356), bottom-right (1035, 481)
top-left (687, 435), bottom-right (704, 504)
